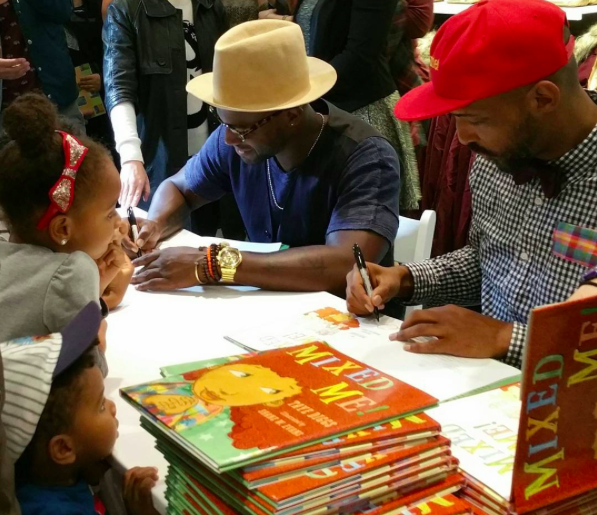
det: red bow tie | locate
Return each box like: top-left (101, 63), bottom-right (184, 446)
top-left (511, 161), bottom-right (561, 199)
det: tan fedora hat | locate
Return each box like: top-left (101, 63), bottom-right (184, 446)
top-left (186, 19), bottom-right (337, 113)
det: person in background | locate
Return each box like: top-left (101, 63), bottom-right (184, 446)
top-left (0, 94), bottom-right (133, 377)
top-left (125, 20), bottom-right (400, 298)
top-left (1, 303), bottom-right (159, 515)
top-left (0, 0), bottom-right (84, 133)
top-left (103, 0), bottom-right (245, 240)
top-left (346, 0), bottom-right (597, 369)
top-left (260, 0), bottom-right (420, 211)
top-left (65, 0), bottom-right (118, 164)
top-left (387, 0), bottom-right (434, 97)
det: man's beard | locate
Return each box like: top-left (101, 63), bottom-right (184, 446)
top-left (466, 119), bottom-right (539, 175)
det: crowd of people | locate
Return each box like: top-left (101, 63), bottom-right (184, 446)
top-left (2, 0), bottom-right (597, 514)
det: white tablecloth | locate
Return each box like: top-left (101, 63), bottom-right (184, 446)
top-left (105, 229), bottom-right (339, 513)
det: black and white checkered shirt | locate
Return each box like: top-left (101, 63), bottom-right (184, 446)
top-left (407, 91), bottom-right (597, 368)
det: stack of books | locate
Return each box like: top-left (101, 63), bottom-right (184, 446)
top-left (426, 296), bottom-right (597, 515)
top-left (121, 342), bottom-right (465, 515)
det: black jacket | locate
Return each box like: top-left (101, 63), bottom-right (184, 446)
top-left (295, 0), bottom-right (398, 113)
top-left (102, 0), bottom-right (227, 189)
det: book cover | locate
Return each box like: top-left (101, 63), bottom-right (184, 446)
top-left (121, 342), bottom-right (437, 472)
top-left (246, 412), bottom-right (440, 469)
top-left (257, 438), bottom-right (451, 504)
top-left (74, 63), bottom-right (106, 119)
top-left (352, 474), bottom-right (465, 515)
top-left (512, 296), bottom-right (597, 513)
top-left (236, 437), bottom-right (437, 489)
top-left (426, 384), bottom-right (520, 501)
top-left (400, 493), bottom-right (470, 515)
top-left (225, 307), bottom-right (520, 402)
top-left (161, 353), bottom-right (254, 377)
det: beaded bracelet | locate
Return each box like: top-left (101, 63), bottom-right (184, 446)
top-left (207, 245), bottom-right (214, 280)
top-left (209, 244), bottom-right (222, 282)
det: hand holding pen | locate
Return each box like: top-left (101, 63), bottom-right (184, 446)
top-left (352, 243), bottom-right (380, 322)
top-left (127, 207), bottom-right (143, 259)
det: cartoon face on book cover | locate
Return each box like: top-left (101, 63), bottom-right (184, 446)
top-left (512, 297), bottom-right (597, 513)
top-left (121, 342), bottom-right (437, 467)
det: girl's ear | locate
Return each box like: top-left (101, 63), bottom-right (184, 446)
top-left (48, 215), bottom-right (74, 247)
top-left (47, 434), bottom-right (77, 466)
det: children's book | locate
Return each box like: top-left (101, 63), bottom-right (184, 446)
top-left (121, 342), bottom-right (437, 472)
top-left (512, 296), bottom-right (597, 514)
top-left (250, 412), bottom-right (440, 468)
top-left (224, 306), bottom-right (520, 402)
top-left (426, 384), bottom-right (520, 502)
top-left (161, 354), bottom-right (254, 377)
top-left (74, 63), bottom-right (106, 119)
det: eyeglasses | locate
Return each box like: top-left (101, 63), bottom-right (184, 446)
top-left (209, 106), bottom-right (283, 142)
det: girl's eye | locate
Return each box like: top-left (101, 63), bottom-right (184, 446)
top-left (260, 387), bottom-right (281, 395)
top-left (229, 370), bottom-right (250, 378)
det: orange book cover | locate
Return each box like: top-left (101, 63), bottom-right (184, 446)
top-left (512, 297), bottom-right (597, 513)
top-left (245, 412), bottom-right (440, 470)
top-left (258, 437), bottom-right (451, 504)
top-left (178, 459), bottom-right (458, 515)
top-left (352, 473), bottom-right (465, 515)
top-left (121, 342), bottom-right (437, 472)
top-left (238, 437), bottom-right (437, 488)
top-left (159, 438), bottom-right (457, 515)
top-left (405, 494), bottom-right (471, 515)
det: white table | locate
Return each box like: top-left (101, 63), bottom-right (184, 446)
top-left (433, 1), bottom-right (597, 20)
top-left (105, 230), bottom-right (341, 513)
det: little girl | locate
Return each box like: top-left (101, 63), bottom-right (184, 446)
top-left (0, 93), bottom-right (133, 357)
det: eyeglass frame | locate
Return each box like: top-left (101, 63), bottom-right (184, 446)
top-left (209, 105), bottom-right (284, 142)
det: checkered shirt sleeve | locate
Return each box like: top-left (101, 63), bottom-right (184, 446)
top-left (406, 244), bottom-right (482, 307)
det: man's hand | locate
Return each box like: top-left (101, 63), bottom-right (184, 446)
top-left (346, 263), bottom-right (414, 316)
top-left (391, 305), bottom-right (513, 359)
top-left (79, 73), bottom-right (102, 92)
top-left (0, 58), bottom-right (30, 80)
top-left (131, 247), bottom-right (204, 291)
top-left (123, 467), bottom-right (160, 515)
top-left (122, 217), bottom-right (162, 256)
top-left (120, 160), bottom-right (150, 208)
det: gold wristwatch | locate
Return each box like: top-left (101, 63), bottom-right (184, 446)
top-left (217, 242), bottom-right (243, 283)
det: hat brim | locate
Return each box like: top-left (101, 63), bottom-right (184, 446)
top-left (54, 301), bottom-right (102, 378)
top-left (187, 57), bottom-right (338, 113)
top-left (394, 82), bottom-right (474, 122)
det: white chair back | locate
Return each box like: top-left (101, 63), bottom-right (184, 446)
top-left (393, 210), bottom-right (437, 316)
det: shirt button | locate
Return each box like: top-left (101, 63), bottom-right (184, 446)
top-left (37, 67), bottom-right (42, 72)
top-left (47, 94), bottom-right (52, 99)
top-left (520, 252), bottom-right (530, 262)
top-left (534, 197), bottom-right (543, 206)
top-left (27, 39), bottom-right (32, 44)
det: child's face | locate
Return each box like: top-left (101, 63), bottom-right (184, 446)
top-left (70, 365), bottom-right (119, 464)
top-left (68, 159), bottom-right (122, 260)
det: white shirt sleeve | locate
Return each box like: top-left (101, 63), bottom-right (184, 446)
top-left (110, 102), bottom-right (144, 164)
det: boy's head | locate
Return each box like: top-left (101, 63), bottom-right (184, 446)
top-left (0, 303), bottom-right (118, 478)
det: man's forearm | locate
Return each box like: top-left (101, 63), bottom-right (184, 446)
top-left (147, 179), bottom-right (192, 240)
top-left (234, 246), bottom-right (356, 295)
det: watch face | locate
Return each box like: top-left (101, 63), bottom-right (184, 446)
top-left (219, 248), bottom-right (242, 268)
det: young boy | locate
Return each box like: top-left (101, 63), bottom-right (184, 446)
top-left (0, 302), bottom-right (159, 515)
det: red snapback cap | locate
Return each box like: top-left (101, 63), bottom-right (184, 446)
top-left (395, 0), bottom-right (575, 122)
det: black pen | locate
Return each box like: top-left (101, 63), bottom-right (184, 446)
top-left (353, 243), bottom-right (379, 322)
top-left (127, 207), bottom-right (143, 258)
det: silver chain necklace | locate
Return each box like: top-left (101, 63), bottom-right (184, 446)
top-left (267, 112), bottom-right (326, 211)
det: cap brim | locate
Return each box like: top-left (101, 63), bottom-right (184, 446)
top-left (394, 82), bottom-right (474, 122)
top-left (54, 301), bottom-right (102, 378)
top-left (187, 57), bottom-right (338, 113)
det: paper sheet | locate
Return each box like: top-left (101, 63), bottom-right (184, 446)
top-left (225, 305), bottom-right (520, 402)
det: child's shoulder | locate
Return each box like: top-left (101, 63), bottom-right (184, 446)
top-left (0, 242), bottom-right (96, 276)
